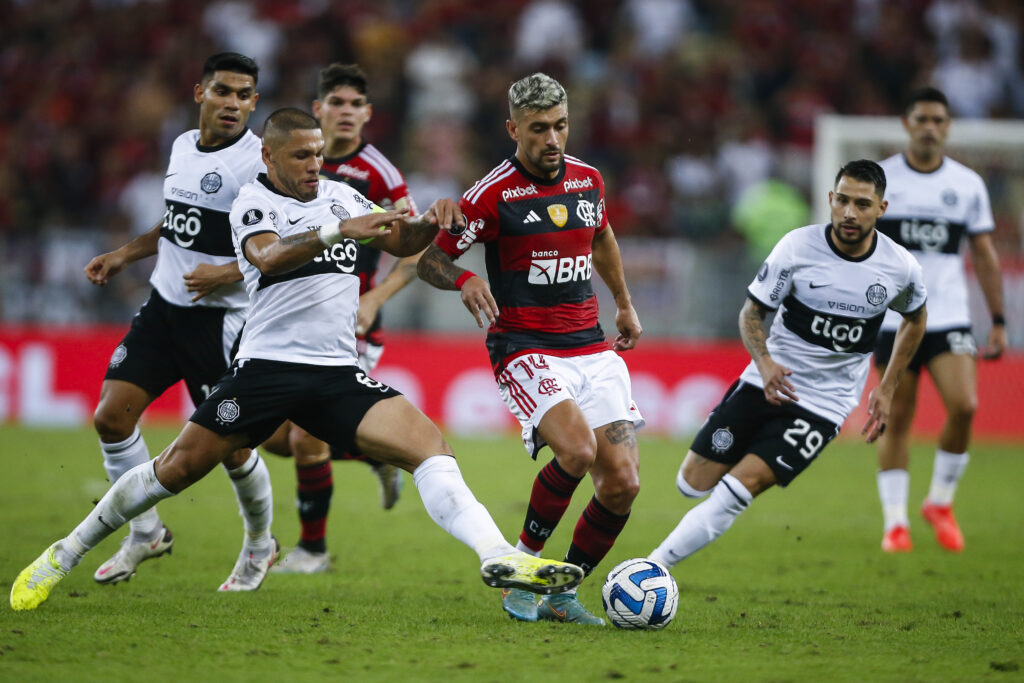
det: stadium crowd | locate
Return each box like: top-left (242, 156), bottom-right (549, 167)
top-left (1, 0), bottom-right (1022, 323)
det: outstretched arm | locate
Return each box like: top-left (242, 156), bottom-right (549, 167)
top-left (366, 199), bottom-right (465, 258)
top-left (970, 233), bottom-right (1006, 359)
top-left (417, 243), bottom-right (499, 328)
top-left (244, 210), bottom-right (405, 276)
top-left (84, 218), bottom-right (163, 285)
top-left (864, 304), bottom-right (927, 443)
top-left (739, 297), bottom-right (797, 405)
top-left (591, 226), bottom-right (641, 351)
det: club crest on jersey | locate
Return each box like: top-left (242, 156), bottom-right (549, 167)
top-left (216, 399), bottom-right (240, 424)
top-left (200, 172), bottom-right (222, 194)
top-left (576, 200), bottom-right (597, 227)
top-left (109, 344), bottom-right (127, 368)
top-left (242, 209), bottom-right (263, 226)
top-left (757, 262), bottom-right (769, 281)
top-left (547, 204), bottom-right (568, 227)
top-left (711, 427), bottom-right (734, 453)
top-left (865, 283), bottom-right (887, 306)
top-left (331, 204), bottom-right (350, 221)
top-left (942, 189), bottom-right (958, 206)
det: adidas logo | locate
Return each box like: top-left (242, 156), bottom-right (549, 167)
top-left (523, 210), bottom-right (542, 224)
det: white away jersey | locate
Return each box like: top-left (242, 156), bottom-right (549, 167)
top-left (877, 154), bottom-right (993, 331)
top-left (742, 224), bottom-right (927, 425)
top-left (229, 175), bottom-right (378, 366)
top-left (151, 129), bottom-right (264, 309)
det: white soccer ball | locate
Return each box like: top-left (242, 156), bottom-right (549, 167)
top-left (601, 558), bottom-right (678, 630)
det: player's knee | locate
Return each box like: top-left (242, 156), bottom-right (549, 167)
top-left (676, 464), bottom-right (712, 499)
top-left (947, 397), bottom-right (977, 425)
top-left (595, 470), bottom-right (639, 512)
top-left (553, 437), bottom-right (598, 475)
top-left (92, 405), bottom-right (136, 443)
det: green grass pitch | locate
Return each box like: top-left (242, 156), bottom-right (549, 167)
top-left (1, 426), bottom-right (1022, 682)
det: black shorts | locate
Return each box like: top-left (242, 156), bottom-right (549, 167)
top-left (873, 327), bottom-right (976, 374)
top-left (104, 289), bottom-right (245, 406)
top-left (690, 381), bottom-right (840, 487)
top-left (189, 359), bottom-right (401, 452)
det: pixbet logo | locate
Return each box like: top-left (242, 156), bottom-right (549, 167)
top-left (501, 184), bottom-right (538, 201)
top-left (528, 254), bottom-right (592, 285)
top-left (563, 177), bottom-right (593, 191)
top-left (900, 218), bottom-right (950, 251)
top-left (810, 315), bottom-right (867, 352)
top-left (164, 205), bottom-right (202, 248)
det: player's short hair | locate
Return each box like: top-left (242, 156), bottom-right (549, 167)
top-left (835, 159), bottom-right (886, 198)
top-left (508, 73), bottom-right (567, 118)
top-left (263, 108), bottom-right (320, 148)
top-left (318, 63), bottom-right (368, 99)
top-left (202, 52), bottom-right (259, 85)
top-left (903, 86), bottom-right (948, 114)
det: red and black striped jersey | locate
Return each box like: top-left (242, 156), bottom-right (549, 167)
top-left (435, 154), bottom-right (609, 372)
top-left (320, 141), bottom-right (415, 343)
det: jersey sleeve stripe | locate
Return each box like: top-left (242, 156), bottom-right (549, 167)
top-left (564, 154), bottom-right (599, 173)
top-left (362, 145), bottom-right (404, 189)
top-left (464, 162), bottom-right (515, 204)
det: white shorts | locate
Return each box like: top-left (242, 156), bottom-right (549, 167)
top-left (496, 351), bottom-right (644, 457)
top-left (356, 340), bottom-right (384, 373)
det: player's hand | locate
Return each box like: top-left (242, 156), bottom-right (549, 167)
top-left (356, 291), bottom-right (383, 337)
top-left (862, 384), bottom-right (894, 443)
top-left (422, 198), bottom-right (465, 233)
top-left (340, 210), bottom-right (406, 242)
top-left (982, 324), bottom-right (1007, 360)
top-left (183, 262), bottom-right (239, 302)
top-left (84, 252), bottom-right (126, 286)
top-left (758, 359), bottom-right (798, 405)
top-left (460, 276), bottom-right (499, 328)
top-left (612, 304), bottom-right (642, 351)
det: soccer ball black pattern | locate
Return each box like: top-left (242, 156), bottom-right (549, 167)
top-left (601, 558), bottom-right (679, 630)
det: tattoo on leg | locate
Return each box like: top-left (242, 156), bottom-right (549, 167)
top-left (604, 420), bottom-right (637, 447)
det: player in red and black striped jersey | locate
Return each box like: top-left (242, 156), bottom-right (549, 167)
top-left (261, 64), bottom-right (422, 575)
top-left (419, 73), bottom-right (644, 625)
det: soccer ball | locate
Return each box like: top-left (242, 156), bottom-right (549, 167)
top-left (601, 558), bottom-right (678, 630)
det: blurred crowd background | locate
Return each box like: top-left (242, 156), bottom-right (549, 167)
top-left (1, 0), bottom-right (1022, 343)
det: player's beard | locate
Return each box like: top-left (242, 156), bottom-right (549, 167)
top-left (833, 222), bottom-right (873, 247)
top-left (532, 147), bottom-right (563, 175)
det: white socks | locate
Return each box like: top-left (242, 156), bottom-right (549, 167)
top-left (877, 449), bottom-right (969, 531)
top-left (100, 428), bottom-right (162, 542)
top-left (877, 469), bottom-right (910, 532)
top-left (224, 450), bottom-right (274, 556)
top-left (649, 473), bottom-right (753, 569)
top-left (413, 455), bottom-right (513, 562)
top-left (927, 450), bottom-right (969, 506)
top-left (58, 460), bottom-right (174, 570)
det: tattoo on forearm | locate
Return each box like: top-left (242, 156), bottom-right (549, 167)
top-left (279, 231), bottom-right (323, 248)
top-left (740, 303), bottom-right (770, 360)
top-left (604, 420), bottom-right (637, 447)
top-left (417, 245), bottom-right (462, 289)
top-left (398, 220), bottom-right (436, 254)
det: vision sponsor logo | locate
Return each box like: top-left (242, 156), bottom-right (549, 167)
top-left (563, 177), bottom-right (593, 191)
top-left (810, 315), bottom-right (867, 352)
top-left (827, 301), bottom-right (868, 314)
top-left (456, 218), bottom-right (485, 250)
top-left (502, 184), bottom-right (538, 202)
top-left (336, 164), bottom-right (370, 181)
top-left (900, 218), bottom-right (950, 252)
top-left (164, 205), bottom-right (204, 247)
top-left (528, 254), bottom-right (592, 285)
top-left (170, 186), bottom-right (201, 201)
top-left (770, 268), bottom-right (790, 302)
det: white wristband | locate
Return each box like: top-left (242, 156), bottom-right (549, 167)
top-left (318, 221), bottom-right (343, 246)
